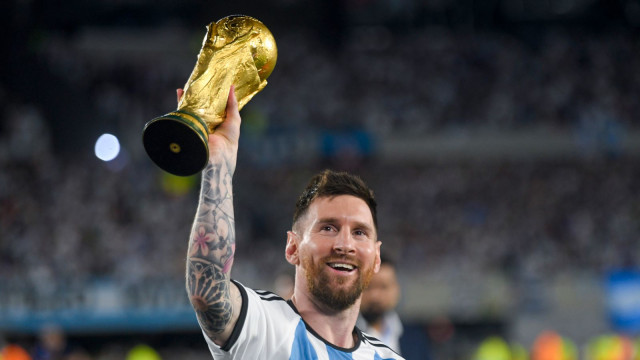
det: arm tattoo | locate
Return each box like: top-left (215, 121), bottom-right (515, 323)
top-left (186, 162), bottom-right (236, 341)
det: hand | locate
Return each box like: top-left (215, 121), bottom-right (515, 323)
top-left (177, 86), bottom-right (241, 173)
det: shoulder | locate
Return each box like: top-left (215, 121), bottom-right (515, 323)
top-left (252, 288), bottom-right (287, 302)
top-left (233, 280), bottom-right (298, 323)
top-left (206, 281), bottom-right (299, 356)
top-left (242, 284), bottom-right (294, 312)
top-left (359, 329), bottom-right (405, 360)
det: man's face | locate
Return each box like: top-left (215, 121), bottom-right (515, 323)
top-left (360, 263), bottom-right (400, 323)
top-left (289, 195), bottom-right (381, 311)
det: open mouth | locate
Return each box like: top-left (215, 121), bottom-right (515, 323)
top-left (327, 262), bottom-right (357, 273)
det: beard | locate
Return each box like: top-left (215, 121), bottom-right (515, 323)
top-left (302, 254), bottom-right (375, 311)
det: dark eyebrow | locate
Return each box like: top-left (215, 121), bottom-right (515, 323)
top-left (318, 217), bottom-right (338, 224)
top-left (316, 217), bottom-right (339, 227)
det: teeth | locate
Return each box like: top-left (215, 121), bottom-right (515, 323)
top-left (329, 263), bottom-right (355, 271)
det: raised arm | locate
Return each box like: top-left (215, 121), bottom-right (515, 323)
top-left (185, 86), bottom-right (243, 346)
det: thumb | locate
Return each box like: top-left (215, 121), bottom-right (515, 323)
top-left (225, 85), bottom-right (239, 118)
top-left (222, 85), bottom-right (241, 129)
top-left (176, 88), bottom-right (184, 103)
top-left (213, 85), bottom-right (241, 143)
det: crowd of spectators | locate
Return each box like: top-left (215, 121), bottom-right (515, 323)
top-left (4, 16), bottom-right (639, 280)
top-left (1, 4), bottom-right (640, 358)
top-left (36, 22), bottom-right (640, 141)
top-left (1, 97), bottom-right (638, 312)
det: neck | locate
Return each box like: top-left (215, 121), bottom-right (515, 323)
top-left (291, 290), bottom-right (360, 348)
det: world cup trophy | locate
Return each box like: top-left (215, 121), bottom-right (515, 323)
top-left (143, 15), bottom-right (277, 176)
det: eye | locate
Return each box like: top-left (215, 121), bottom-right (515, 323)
top-left (320, 225), bottom-right (336, 232)
top-left (353, 229), bottom-right (367, 237)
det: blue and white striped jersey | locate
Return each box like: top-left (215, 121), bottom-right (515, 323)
top-left (203, 280), bottom-right (404, 360)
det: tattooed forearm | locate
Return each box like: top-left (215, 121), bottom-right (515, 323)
top-left (187, 259), bottom-right (233, 339)
top-left (186, 161), bottom-right (236, 338)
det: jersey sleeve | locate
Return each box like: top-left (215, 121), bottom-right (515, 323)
top-left (202, 280), bottom-right (298, 359)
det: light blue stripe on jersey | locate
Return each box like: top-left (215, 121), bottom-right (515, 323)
top-left (374, 352), bottom-right (395, 360)
top-left (290, 319), bottom-right (318, 360)
top-left (289, 318), bottom-right (396, 360)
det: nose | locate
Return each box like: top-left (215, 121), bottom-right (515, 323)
top-left (333, 229), bottom-right (356, 255)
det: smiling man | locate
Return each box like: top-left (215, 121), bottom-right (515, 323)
top-left (184, 87), bottom-right (404, 360)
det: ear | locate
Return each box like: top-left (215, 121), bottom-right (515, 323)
top-left (373, 240), bottom-right (382, 274)
top-left (285, 231), bottom-right (300, 265)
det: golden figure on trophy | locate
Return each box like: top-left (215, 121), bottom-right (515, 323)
top-left (143, 15), bottom-right (277, 176)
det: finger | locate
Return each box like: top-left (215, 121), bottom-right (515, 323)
top-left (176, 88), bottom-right (184, 103)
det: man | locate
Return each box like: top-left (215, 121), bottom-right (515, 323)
top-left (183, 86), bottom-right (403, 359)
top-left (357, 257), bottom-right (403, 354)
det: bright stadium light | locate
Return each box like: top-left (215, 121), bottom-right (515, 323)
top-left (94, 133), bottom-right (121, 161)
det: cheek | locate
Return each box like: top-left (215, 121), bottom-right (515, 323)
top-left (301, 237), bottom-right (330, 256)
top-left (357, 243), bottom-right (378, 260)
top-left (298, 241), bottom-right (321, 265)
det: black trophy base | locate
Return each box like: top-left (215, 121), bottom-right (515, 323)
top-left (142, 112), bottom-right (209, 176)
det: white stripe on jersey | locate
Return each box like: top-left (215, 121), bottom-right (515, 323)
top-left (203, 280), bottom-right (405, 360)
top-left (305, 328), bottom-right (330, 360)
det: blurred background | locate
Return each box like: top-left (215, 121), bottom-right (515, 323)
top-left (1, 0), bottom-right (640, 359)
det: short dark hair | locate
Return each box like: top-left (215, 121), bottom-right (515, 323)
top-left (293, 169), bottom-right (378, 232)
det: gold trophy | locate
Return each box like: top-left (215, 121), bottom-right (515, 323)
top-left (143, 15), bottom-right (277, 176)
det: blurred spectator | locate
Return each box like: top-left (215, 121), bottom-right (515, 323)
top-left (273, 270), bottom-right (295, 299)
top-left (531, 331), bottom-right (577, 360)
top-left (358, 255), bottom-right (403, 354)
top-left (585, 334), bottom-right (636, 360)
top-left (125, 344), bottom-right (161, 360)
top-left (32, 325), bottom-right (67, 360)
top-left (31, 324), bottom-right (88, 360)
top-left (1, 344), bottom-right (31, 360)
top-left (473, 336), bottom-right (529, 360)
